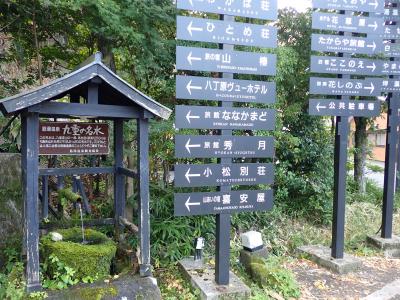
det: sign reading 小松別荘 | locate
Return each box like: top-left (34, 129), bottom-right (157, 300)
top-left (39, 122), bottom-right (109, 155)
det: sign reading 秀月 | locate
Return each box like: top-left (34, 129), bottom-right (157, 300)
top-left (39, 122), bottom-right (109, 155)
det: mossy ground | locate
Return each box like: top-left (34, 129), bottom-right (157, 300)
top-left (41, 228), bottom-right (117, 280)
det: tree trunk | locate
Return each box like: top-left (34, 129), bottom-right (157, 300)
top-left (354, 117), bottom-right (368, 193)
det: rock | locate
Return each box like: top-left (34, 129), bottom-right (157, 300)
top-left (46, 273), bottom-right (162, 300)
top-left (50, 232), bottom-right (63, 242)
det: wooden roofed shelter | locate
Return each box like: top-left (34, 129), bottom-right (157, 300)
top-left (0, 52), bottom-right (171, 291)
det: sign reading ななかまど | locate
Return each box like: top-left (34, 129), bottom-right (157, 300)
top-left (39, 122), bottom-right (109, 155)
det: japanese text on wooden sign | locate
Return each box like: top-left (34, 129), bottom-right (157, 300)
top-left (39, 122), bottom-right (109, 155)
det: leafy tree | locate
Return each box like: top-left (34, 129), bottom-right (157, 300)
top-left (275, 9), bottom-right (334, 223)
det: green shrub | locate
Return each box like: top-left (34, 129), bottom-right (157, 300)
top-left (0, 262), bottom-right (25, 300)
top-left (249, 256), bottom-right (300, 299)
top-left (40, 228), bottom-right (116, 281)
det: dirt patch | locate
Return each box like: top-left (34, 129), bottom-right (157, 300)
top-left (288, 256), bottom-right (400, 300)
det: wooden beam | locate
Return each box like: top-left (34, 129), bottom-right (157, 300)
top-left (114, 120), bottom-right (126, 234)
top-left (28, 102), bottom-right (140, 119)
top-left (39, 167), bottom-right (115, 176)
top-left (137, 118), bottom-right (152, 277)
top-left (21, 112), bottom-right (41, 292)
top-left (117, 167), bottom-right (137, 178)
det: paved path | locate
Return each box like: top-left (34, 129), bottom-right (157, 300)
top-left (363, 280), bottom-right (400, 300)
top-left (289, 256), bottom-right (400, 299)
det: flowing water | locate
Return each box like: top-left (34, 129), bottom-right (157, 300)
top-left (78, 203), bottom-right (87, 244)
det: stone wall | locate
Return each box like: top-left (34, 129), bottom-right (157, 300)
top-left (0, 153), bottom-right (22, 267)
top-left (0, 153), bottom-right (21, 188)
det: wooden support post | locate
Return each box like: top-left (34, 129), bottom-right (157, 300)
top-left (215, 14), bottom-right (233, 285)
top-left (21, 112), bottom-right (41, 292)
top-left (137, 117), bottom-right (152, 277)
top-left (41, 176), bottom-right (49, 219)
top-left (114, 119), bottom-right (125, 234)
top-left (331, 11), bottom-right (350, 259)
top-left (88, 78), bottom-right (101, 105)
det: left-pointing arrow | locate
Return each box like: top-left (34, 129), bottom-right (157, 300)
top-left (186, 80), bottom-right (203, 95)
top-left (186, 111), bottom-right (200, 123)
top-left (187, 21), bottom-right (203, 37)
top-left (185, 168), bottom-right (201, 183)
top-left (316, 102), bottom-right (327, 112)
top-left (187, 52), bottom-right (202, 65)
top-left (185, 197), bottom-right (201, 212)
top-left (185, 139), bottom-right (201, 154)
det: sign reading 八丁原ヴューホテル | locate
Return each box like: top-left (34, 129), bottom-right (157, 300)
top-left (176, 46), bottom-right (277, 75)
top-left (174, 163), bottom-right (274, 188)
top-left (175, 105), bottom-right (276, 130)
top-left (312, 0), bottom-right (385, 13)
top-left (174, 190), bottom-right (274, 216)
top-left (175, 135), bottom-right (275, 158)
top-left (177, 0), bottom-right (278, 20)
top-left (176, 75), bottom-right (276, 103)
top-left (177, 16), bottom-right (277, 48)
top-left (309, 99), bottom-right (381, 117)
top-left (39, 122), bottom-right (109, 155)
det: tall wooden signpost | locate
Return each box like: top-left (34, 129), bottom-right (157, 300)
top-left (175, 0), bottom-right (277, 285)
top-left (309, 0), bottom-right (384, 260)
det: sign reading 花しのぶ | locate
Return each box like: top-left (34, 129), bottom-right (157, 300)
top-left (39, 122), bottom-right (109, 155)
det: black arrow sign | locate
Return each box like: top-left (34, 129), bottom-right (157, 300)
top-left (312, 0), bottom-right (384, 13)
top-left (310, 77), bottom-right (382, 97)
top-left (312, 34), bottom-right (382, 55)
top-left (177, 16), bottom-right (277, 48)
top-left (175, 135), bottom-right (275, 158)
top-left (312, 12), bottom-right (383, 34)
top-left (174, 190), bottom-right (274, 216)
top-left (174, 163), bottom-right (274, 188)
top-left (311, 56), bottom-right (384, 76)
top-left (176, 75), bottom-right (276, 104)
top-left (382, 79), bottom-right (400, 92)
top-left (309, 99), bottom-right (381, 117)
top-left (176, 46), bottom-right (277, 75)
top-left (177, 0), bottom-right (278, 21)
top-left (175, 105), bottom-right (276, 131)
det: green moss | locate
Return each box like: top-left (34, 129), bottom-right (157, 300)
top-left (248, 257), bottom-right (301, 299)
top-left (41, 228), bottom-right (116, 280)
top-left (75, 286), bottom-right (118, 300)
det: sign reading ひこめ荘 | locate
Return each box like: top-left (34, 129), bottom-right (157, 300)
top-left (39, 122), bottom-right (109, 155)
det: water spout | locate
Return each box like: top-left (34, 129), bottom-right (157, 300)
top-left (78, 203), bottom-right (87, 244)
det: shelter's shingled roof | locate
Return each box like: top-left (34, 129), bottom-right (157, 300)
top-left (0, 52), bottom-right (172, 120)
